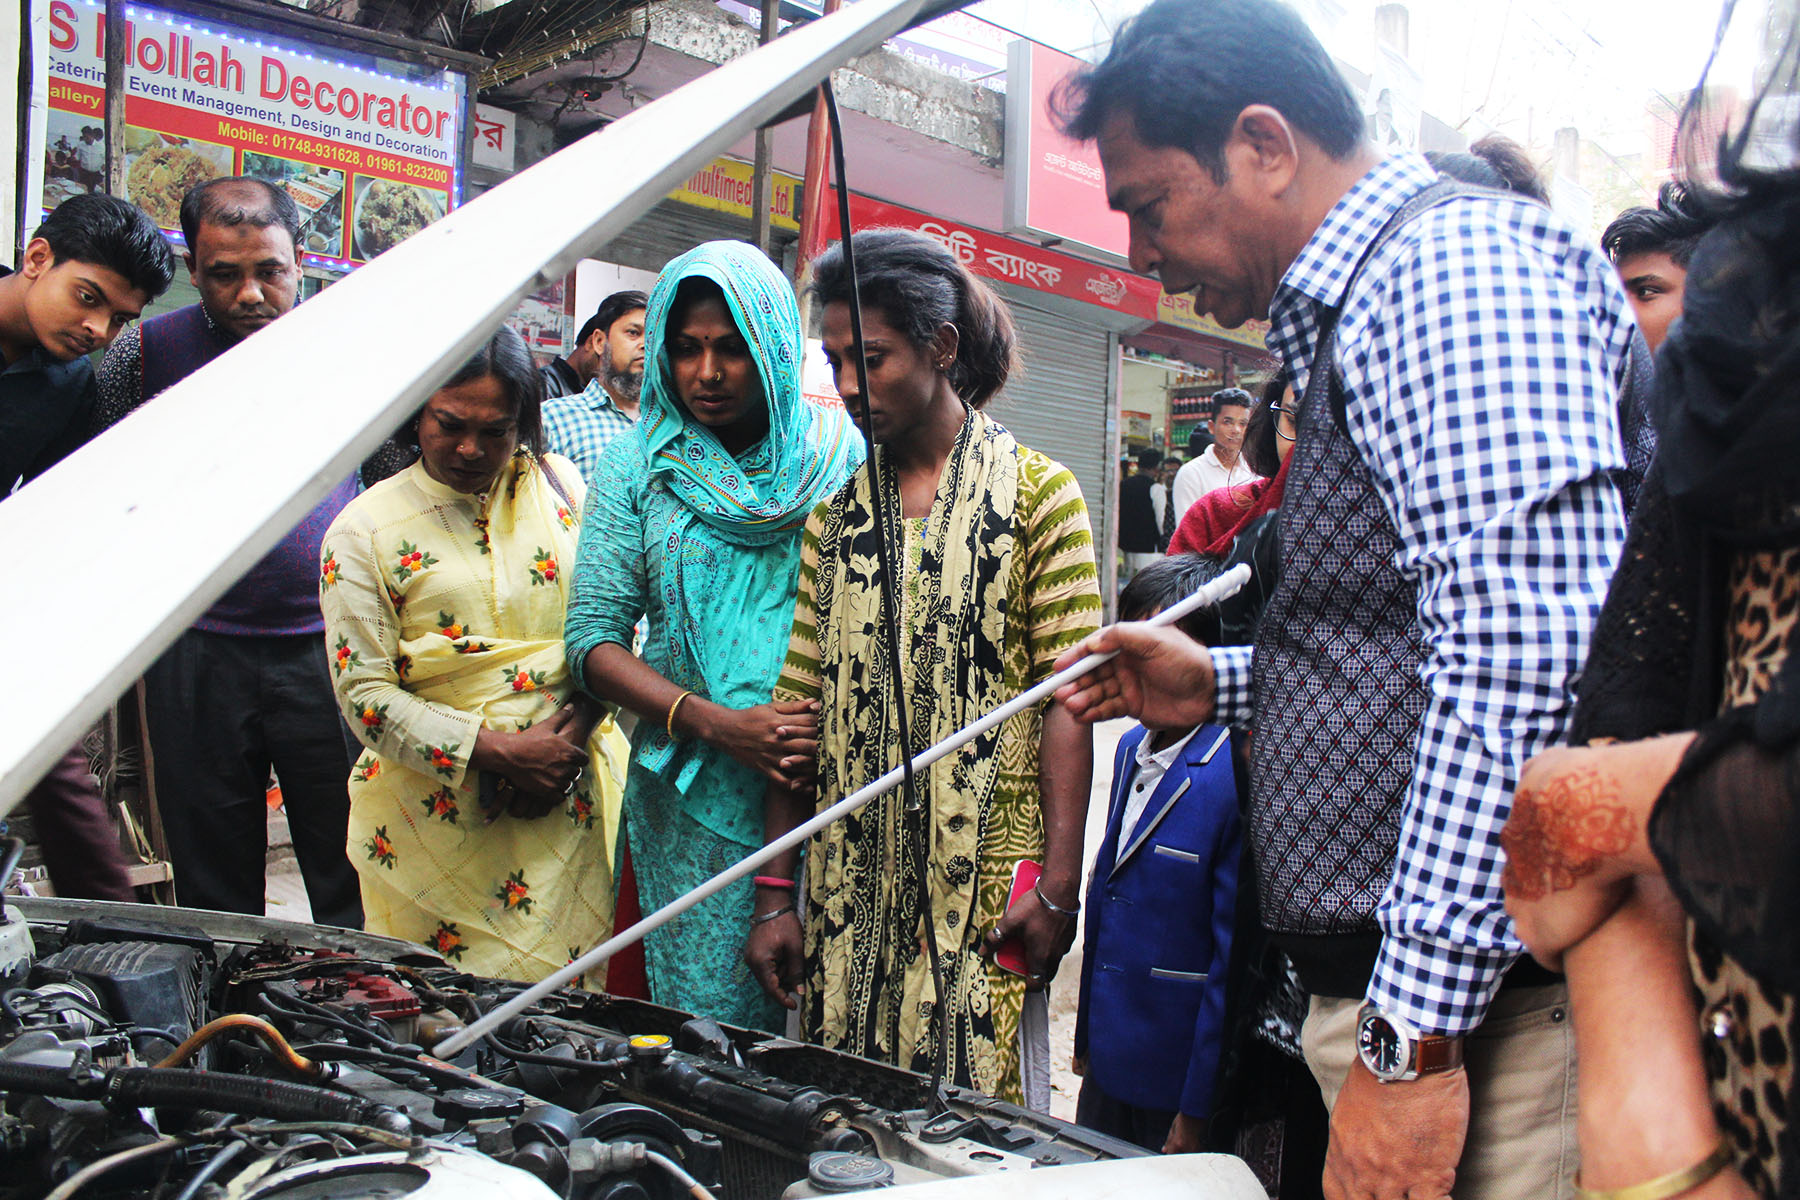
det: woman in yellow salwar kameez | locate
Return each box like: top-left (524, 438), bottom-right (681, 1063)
top-left (320, 326), bottom-right (628, 981)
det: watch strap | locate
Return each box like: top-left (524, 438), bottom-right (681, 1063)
top-left (1413, 1033), bottom-right (1465, 1076)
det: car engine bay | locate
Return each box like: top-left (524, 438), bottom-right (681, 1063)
top-left (0, 890), bottom-right (1146, 1200)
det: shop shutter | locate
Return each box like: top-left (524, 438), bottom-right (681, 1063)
top-left (596, 200), bottom-right (794, 276)
top-left (985, 298), bottom-right (1116, 564)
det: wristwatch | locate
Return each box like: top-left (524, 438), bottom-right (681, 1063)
top-left (1355, 1004), bottom-right (1465, 1083)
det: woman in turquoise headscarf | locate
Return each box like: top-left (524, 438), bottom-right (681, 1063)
top-left (565, 241), bottom-right (861, 1030)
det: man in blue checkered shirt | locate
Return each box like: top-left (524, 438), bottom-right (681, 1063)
top-left (542, 290), bottom-right (646, 486)
top-left (1052, 2), bottom-right (1637, 1197)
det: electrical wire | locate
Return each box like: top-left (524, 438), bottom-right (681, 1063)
top-left (643, 1148), bottom-right (718, 1200)
top-left (292, 1042), bottom-right (514, 1092)
top-left (42, 1137), bottom-right (190, 1200)
top-left (254, 990), bottom-right (408, 1054)
top-left (480, 1031), bottom-right (627, 1074)
top-left (167, 1140), bottom-right (247, 1200)
top-left (821, 80), bottom-right (952, 1110)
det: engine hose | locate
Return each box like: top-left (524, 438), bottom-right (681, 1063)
top-left (0, 1060), bottom-right (108, 1101)
top-left (0, 1060), bottom-right (409, 1134)
top-left (105, 1068), bottom-right (412, 1134)
top-left (156, 1015), bottom-right (329, 1080)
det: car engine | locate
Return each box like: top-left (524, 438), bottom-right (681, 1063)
top-left (0, 888), bottom-right (1151, 1200)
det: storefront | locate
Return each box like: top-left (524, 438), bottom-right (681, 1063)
top-left (1123, 293), bottom-right (1278, 462)
top-left (21, 0), bottom-right (481, 315)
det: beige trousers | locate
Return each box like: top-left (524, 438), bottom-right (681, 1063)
top-left (1301, 985), bottom-right (1579, 1200)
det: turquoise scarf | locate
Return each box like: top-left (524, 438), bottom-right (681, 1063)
top-left (634, 240), bottom-right (860, 802)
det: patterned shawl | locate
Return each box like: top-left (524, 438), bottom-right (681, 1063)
top-left (805, 409), bottom-right (1029, 1095)
top-left (632, 240), bottom-right (860, 798)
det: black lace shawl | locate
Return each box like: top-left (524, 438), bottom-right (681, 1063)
top-left (1570, 204), bottom-right (1800, 996)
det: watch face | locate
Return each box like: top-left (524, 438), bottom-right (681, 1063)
top-left (1358, 1013), bottom-right (1406, 1078)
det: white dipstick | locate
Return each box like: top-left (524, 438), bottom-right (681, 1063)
top-left (432, 563), bottom-right (1251, 1058)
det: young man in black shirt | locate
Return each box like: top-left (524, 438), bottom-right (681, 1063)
top-left (1, 192), bottom-right (174, 900)
top-left (0, 193), bottom-right (174, 495)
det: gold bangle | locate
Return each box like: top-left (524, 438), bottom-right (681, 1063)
top-left (1574, 1140), bottom-right (1734, 1200)
top-left (666, 690), bottom-right (695, 741)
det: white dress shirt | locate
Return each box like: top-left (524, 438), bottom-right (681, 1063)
top-left (1171, 446), bottom-right (1257, 520)
top-left (1113, 725), bottom-right (1206, 868)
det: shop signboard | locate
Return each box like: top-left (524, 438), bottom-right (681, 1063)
top-left (472, 103), bottom-right (515, 172)
top-left (1154, 291), bottom-right (1271, 351)
top-left (29, 0), bottom-right (467, 270)
top-left (824, 192), bottom-right (1267, 354)
top-left (669, 156), bottom-right (803, 232)
top-left (826, 191), bottom-right (1155, 316)
top-left (1002, 39), bottom-right (1129, 266)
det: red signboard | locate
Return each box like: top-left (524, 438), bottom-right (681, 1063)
top-left (33, 0), bottom-right (465, 269)
top-left (827, 192), bottom-right (1158, 319)
top-left (1002, 40), bottom-right (1130, 265)
top-left (825, 192), bottom-right (1269, 354)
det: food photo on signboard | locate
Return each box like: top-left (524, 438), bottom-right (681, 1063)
top-left (124, 126), bottom-right (234, 229)
top-left (351, 175), bottom-right (447, 261)
top-left (243, 150), bottom-right (347, 258)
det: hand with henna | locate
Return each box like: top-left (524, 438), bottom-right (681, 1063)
top-left (1501, 733), bottom-right (1694, 969)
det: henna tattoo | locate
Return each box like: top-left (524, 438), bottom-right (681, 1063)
top-left (1502, 767), bottom-right (1635, 900)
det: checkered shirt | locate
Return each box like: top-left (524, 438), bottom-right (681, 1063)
top-left (1210, 153), bottom-right (1635, 1035)
top-left (542, 377), bottom-right (637, 488)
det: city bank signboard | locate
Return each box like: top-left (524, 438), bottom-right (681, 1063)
top-left (29, 0), bottom-right (466, 269)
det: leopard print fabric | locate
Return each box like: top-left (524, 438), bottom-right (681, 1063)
top-left (1698, 546), bottom-right (1800, 1195)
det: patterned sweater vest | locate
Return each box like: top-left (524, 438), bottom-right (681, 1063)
top-left (1248, 366), bottom-right (1426, 940)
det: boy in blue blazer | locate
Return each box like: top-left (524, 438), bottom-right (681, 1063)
top-left (1074, 554), bottom-right (1241, 1154)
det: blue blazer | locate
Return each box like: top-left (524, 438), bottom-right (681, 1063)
top-left (1075, 722), bottom-right (1241, 1118)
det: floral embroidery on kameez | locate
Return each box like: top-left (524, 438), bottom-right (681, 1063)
top-left (322, 452), bottom-right (628, 982)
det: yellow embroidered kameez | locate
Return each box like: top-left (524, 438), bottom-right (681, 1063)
top-left (320, 452), bottom-right (627, 981)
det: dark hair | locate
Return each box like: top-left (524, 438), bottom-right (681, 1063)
top-left (1187, 426), bottom-right (1212, 456)
top-left (439, 325), bottom-right (544, 455)
top-left (178, 177), bottom-right (301, 255)
top-left (1426, 134), bottom-right (1549, 204)
top-left (1241, 370), bottom-right (1290, 478)
top-left (668, 275), bottom-right (728, 330)
top-left (1679, 17), bottom-right (1800, 221)
top-left (1136, 447), bottom-right (1164, 470)
top-left (1601, 181), bottom-right (1713, 270)
top-left (577, 289), bottom-right (648, 347)
top-left (1120, 552), bottom-right (1227, 645)
top-left (31, 193), bottom-right (176, 298)
top-left (1211, 386), bottom-right (1252, 415)
top-left (809, 228), bottom-right (1019, 407)
top-left (1051, 0), bottom-right (1365, 181)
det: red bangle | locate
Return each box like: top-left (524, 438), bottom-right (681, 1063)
top-left (753, 875), bottom-right (796, 891)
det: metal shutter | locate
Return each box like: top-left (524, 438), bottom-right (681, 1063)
top-left (985, 297), bottom-right (1116, 577)
top-left (596, 200), bottom-right (794, 275)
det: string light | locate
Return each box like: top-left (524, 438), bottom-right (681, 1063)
top-left (75, 1), bottom-right (458, 88)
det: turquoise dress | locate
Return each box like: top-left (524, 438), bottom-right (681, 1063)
top-left (564, 241), bottom-right (860, 1030)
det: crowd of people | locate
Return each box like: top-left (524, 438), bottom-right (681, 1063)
top-left (5, 0), bottom-right (1798, 1196)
